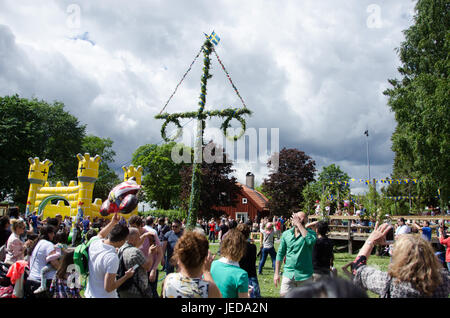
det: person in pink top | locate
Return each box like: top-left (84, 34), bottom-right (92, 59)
top-left (129, 215), bottom-right (162, 298)
top-left (143, 217), bottom-right (163, 296)
top-left (4, 219), bottom-right (27, 265)
top-left (438, 224), bottom-right (450, 271)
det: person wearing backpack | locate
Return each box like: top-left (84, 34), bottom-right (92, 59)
top-left (84, 213), bottom-right (134, 298)
top-left (117, 228), bottom-right (156, 298)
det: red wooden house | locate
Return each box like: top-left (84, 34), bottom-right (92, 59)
top-left (214, 172), bottom-right (270, 223)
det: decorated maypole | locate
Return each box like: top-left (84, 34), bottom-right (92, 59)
top-left (155, 33), bottom-right (251, 229)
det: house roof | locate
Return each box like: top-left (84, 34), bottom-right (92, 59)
top-left (236, 182), bottom-right (269, 211)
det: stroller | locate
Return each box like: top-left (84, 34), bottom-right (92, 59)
top-left (0, 262), bottom-right (13, 298)
top-left (0, 261), bottom-right (29, 298)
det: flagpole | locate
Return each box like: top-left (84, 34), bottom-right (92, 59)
top-left (365, 130), bottom-right (371, 183)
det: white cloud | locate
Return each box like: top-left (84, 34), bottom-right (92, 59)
top-left (0, 0), bottom-right (417, 194)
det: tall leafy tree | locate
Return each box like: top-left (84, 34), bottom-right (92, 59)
top-left (0, 95), bottom-right (86, 204)
top-left (301, 164), bottom-right (350, 214)
top-left (255, 183), bottom-right (271, 201)
top-left (81, 135), bottom-right (120, 200)
top-left (302, 181), bottom-right (321, 214)
top-left (383, 0), bottom-right (450, 209)
top-left (318, 164), bottom-right (351, 200)
top-left (262, 147), bottom-right (316, 217)
top-left (41, 102), bottom-right (86, 181)
top-left (179, 141), bottom-right (241, 219)
top-left (132, 142), bottom-right (190, 210)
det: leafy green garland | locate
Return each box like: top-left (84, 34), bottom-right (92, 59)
top-left (155, 108), bottom-right (252, 142)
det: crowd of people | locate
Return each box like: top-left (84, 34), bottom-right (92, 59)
top-left (0, 205), bottom-right (449, 299)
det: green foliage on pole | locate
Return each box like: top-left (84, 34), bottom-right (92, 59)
top-left (155, 36), bottom-right (252, 229)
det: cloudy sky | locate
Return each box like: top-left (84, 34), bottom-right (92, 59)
top-left (0, 0), bottom-right (417, 194)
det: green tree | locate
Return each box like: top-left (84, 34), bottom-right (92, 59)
top-left (41, 102), bottom-right (86, 182)
top-left (301, 181), bottom-right (321, 214)
top-left (81, 135), bottom-right (120, 200)
top-left (361, 184), bottom-right (391, 223)
top-left (301, 164), bottom-right (350, 214)
top-left (179, 141), bottom-right (241, 219)
top-left (132, 142), bottom-right (191, 210)
top-left (383, 0), bottom-right (450, 209)
top-left (0, 95), bottom-right (86, 204)
top-left (255, 183), bottom-right (271, 201)
top-left (318, 164), bottom-right (351, 200)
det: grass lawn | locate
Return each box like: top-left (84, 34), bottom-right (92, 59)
top-left (155, 240), bottom-right (391, 298)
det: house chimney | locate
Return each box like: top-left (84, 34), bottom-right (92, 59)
top-left (246, 172), bottom-right (254, 189)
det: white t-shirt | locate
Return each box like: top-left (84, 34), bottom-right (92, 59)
top-left (395, 224), bottom-right (411, 236)
top-left (28, 239), bottom-right (56, 281)
top-left (84, 238), bottom-right (120, 298)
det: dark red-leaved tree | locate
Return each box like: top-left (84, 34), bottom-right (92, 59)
top-left (262, 147), bottom-right (316, 217)
top-left (180, 141), bottom-right (241, 219)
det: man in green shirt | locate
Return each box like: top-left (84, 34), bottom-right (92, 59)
top-left (274, 211), bottom-right (317, 296)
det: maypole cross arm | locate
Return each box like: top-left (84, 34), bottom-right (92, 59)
top-left (154, 37), bottom-right (252, 142)
top-left (155, 108), bottom-right (252, 142)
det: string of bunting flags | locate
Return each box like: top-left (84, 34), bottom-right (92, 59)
top-left (328, 178), bottom-right (419, 185)
top-left (325, 194), bottom-right (441, 203)
top-left (324, 181), bottom-right (443, 203)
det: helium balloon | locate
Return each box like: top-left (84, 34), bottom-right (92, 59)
top-left (118, 194), bottom-right (138, 214)
top-left (100, 200), bottom-right (114, 217)
top-left (100, 178), bottom-right (141, 216)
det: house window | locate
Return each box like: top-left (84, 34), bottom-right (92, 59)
top-left (242, 198), bottom-right (248, 204)
top-left (236, 212), bottom-right (248, 223)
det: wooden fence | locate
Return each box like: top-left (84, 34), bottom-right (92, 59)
top-left (306, 215), bottom-right (450, 254)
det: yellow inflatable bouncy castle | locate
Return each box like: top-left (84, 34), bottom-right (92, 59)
top-left (25, 153), bottom-right (143, 221)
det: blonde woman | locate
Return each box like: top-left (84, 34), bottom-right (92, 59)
top-left (4, 218), bottom-right (27, 265)
top-left (351, 222), bottom-right (450, 297)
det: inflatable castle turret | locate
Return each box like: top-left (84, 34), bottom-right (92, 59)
top-left (25, 158), bottom-right (53, 217)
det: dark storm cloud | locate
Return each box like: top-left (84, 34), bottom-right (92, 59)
top-left (0, 24), bottom-right (101, 123)
top-left (0, 0), bottom-right (417, 187)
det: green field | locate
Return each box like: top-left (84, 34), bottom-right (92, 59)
top-left (156, 240), bottom-right (391, 298)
